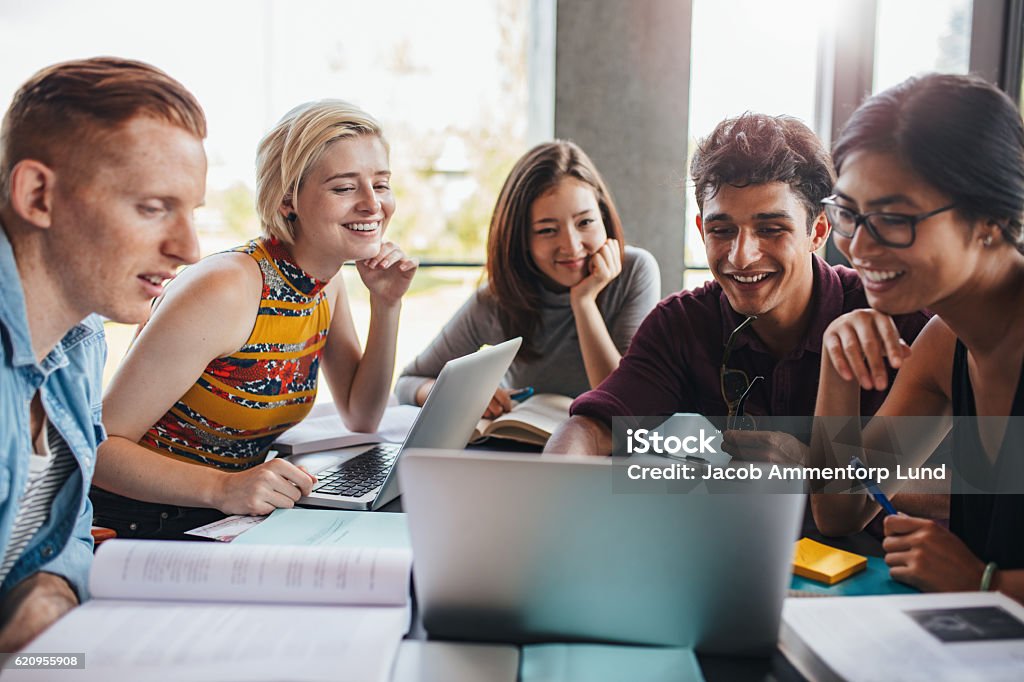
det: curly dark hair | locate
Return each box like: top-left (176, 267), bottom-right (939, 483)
top-left (690, 113), bottom-right (834, 231)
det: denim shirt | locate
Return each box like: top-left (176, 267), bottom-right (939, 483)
top-left (0, 228), bottom-right (106, 601)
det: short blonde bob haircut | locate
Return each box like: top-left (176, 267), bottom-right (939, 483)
top-left (256, 99), bottom-right (387, 244)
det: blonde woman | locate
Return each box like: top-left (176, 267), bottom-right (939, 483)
top-left (92, 100), bottom-right (416, 537)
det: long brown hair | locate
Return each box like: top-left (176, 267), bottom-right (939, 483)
top-left (485, 140), bottom-right (625, 360)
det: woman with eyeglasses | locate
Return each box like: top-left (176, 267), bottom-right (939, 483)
top-left (811, 73), bottom-right (1024, 603)
top-left (395, 141), bottom-right (661, 418)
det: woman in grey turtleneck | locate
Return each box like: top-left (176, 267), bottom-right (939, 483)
top-left (395, 140), bottom-right (660, 418)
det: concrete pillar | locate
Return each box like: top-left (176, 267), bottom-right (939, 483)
top-left (552, 0), bottom-right (693, 295)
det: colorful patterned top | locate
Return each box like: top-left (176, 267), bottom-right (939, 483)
top-left (140, 238), bottom-right (331, 470)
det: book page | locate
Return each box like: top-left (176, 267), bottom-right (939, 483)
top-left (9, 600), bottom-right (407, 682)
top-left (488, 393), bottom-right (572, 437)
top-left (781, 592), bottom-right (1024, 682)
top-left (470, 417), bottom-right (492, 444)
top-left (89, 540), bottom-right (411, 606)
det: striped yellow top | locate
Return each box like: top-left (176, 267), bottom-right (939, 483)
top-left (141, 238), bottom-right (331, 470)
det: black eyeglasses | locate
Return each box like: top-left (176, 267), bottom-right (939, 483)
top-left (821, 195), bottom-right (956, 248)
top-left (721, 316), bottom-right (764, 429)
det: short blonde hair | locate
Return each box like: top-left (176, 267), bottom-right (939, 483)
top-left (256, 99), bottom-right (386, 243)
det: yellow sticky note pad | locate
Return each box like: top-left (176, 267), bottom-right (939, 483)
top-left (792, 537), bottom-right (867, 585)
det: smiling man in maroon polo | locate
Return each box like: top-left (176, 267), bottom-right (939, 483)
top-left (545, 113), bottom-right (930, 455)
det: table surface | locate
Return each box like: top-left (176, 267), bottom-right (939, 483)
top-left (382, 490), bottom-right (886, 682)
top-left (330, 435), bottom-right (887, 681)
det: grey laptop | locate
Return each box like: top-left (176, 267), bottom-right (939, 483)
top-left (287, 338), bottom-right (521, 510)
top-left (399, 449), bottom-right (804, 655)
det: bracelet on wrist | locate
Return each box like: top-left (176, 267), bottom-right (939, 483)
top-left (980, 561), bottom-right (998, 591)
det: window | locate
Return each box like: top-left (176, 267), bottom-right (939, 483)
top-left (3, 0), bottom-right (993, 390)
top-left (873, 0), bottom-right (973, 94)
top-left (683, 0), bottom-right (983, 285)
top-left (0, 0), bottom-right (528, 392)
top-left (1020, 48), bottom-right (1024, 109)
top-left (685, 0), bottom-right (825, 290)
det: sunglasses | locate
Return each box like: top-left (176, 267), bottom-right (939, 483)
top-left (720, 316), bottom-right (764, 430)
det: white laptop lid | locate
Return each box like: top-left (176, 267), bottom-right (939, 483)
top-left (295, 337), bottom-right (522, 510)
top-left (399, 449), bottom-right (804, 654)
top-left (398, 337), bottom-right (522, 453)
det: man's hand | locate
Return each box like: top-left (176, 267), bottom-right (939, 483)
top-left (544, 415), bottom-right (612, 456)
top-left (0, 572), bottom-right (78, 652)
top-left (722, 429), bottom-right (809, 465)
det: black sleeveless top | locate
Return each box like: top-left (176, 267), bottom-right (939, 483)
top-left (950, 340), bottom-right (1024, 568)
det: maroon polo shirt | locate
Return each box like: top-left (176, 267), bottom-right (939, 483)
top-left (571, 255), bottom-right (931, 423)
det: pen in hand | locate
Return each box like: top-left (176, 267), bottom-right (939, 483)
top-left (509, 387), bottom-right (535, 402)
top-left (850, 456), bottom-right (897, 515)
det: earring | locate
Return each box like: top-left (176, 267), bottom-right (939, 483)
top-left (286, 212), bottom-right (297, 223)
top-left (983, 235), bottom-right (993, 247)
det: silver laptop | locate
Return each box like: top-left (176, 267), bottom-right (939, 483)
top-left (288, 338), bottom-right (521, 510)
top-left (399, 449), bottom-right (804, 655)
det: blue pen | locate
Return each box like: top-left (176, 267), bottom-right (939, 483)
top-left (850, 456), bottom-right (898, 515)
top-left (509, 386), bottom-right (535, 402)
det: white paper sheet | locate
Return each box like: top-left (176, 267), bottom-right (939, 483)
top-left (184, 514), bottom-right (268, 541)
top-left (9, 601), bottom-right (407, 682)
top-left (89, 540), bottom-right (411, 606)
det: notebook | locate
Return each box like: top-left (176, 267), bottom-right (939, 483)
top-left (286, 337), bottom-right (521, 510)
top-left (781, 592), bottom-right (1024, 682)
top-left (519, 644), bottom-right (704, 682)
top-left (8, 539), bottom-right (411, 682)
top-left (390, 642), bottom-right (519, 682)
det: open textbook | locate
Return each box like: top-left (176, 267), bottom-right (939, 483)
top-left (470, 393), bottom-right (573, 446)
top-left (274, 403), bottom-right (419, 455)
top-left (10, 539), bottom-right (412, 682)
top-left (780, 591), bottom-right (1024, 682)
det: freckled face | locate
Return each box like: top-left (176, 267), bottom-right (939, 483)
top-left (50, 116), bottom-right (206, 323)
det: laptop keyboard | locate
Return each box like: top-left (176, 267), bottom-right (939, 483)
top-left (310, 443), bottom-right (400, 498)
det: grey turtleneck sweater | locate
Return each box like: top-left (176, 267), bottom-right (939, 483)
top-left (395, 246), bottom-right (661, 404)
